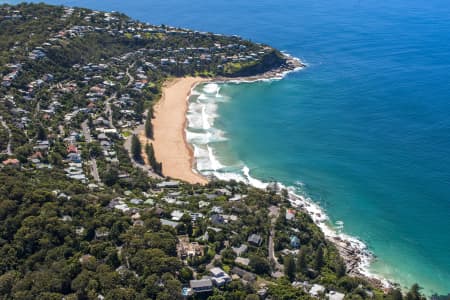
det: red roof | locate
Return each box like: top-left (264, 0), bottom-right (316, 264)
top-left (2, 158), bottom-right (20, 165)
top-left (29, 151), bottom-right (43, 159)
top-left (67, 144), bottom-right (78, 153)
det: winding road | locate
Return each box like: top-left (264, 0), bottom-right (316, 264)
top-left (125, 63), bottom-right (135, 88)
top-left (0, 118), bottom-right (12, 155)
top-left (81, 120), bottom-right (101, 183)
top-left (268, 205), bottom-right (284, 277)
top-left (104, 92), bottom-right (117, 129)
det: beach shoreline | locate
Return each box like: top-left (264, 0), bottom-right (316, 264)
top-left (151, 77), bottom-right (210, 185)
top-left (149, 53), bottom-right (303, 185)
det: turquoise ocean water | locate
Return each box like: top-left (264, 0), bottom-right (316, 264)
top-left (4, 0), bottom-right (450, 294)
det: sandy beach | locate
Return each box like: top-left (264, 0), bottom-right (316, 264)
top-left (150, 77), bottom-right (209, 184)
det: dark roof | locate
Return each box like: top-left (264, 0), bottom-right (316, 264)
top-left (190, 279), bottom-right (213, 289)
top-left (231, 267), bottom-right (256, 281)
top-left (210, 214), bottom-right (225, 224)
top-left (160, 219), bottom-right (179, 228)
top-left (248, 234), bottom-right (262, 245)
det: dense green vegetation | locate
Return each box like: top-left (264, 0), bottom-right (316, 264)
top-left (0, 168), bottom-right (180, 299)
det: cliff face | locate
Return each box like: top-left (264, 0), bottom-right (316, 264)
top-left (223, 50), bottom-right (287, 77)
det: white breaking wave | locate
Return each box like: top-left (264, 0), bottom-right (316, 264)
top-left (186, 129), bottom-right (226, 145)
top-left (242, 166), bottom-right (269, 189)
top-left (216, 86), bottom-right (222, 98)
top-left (201, 105), bottom-right (210, 130)
top-left (198, 93), bottom-right (209, 100)
top-left (203, 83), bottom-right (220, 94)
top-left (187, 108), bottom-right (217, 130)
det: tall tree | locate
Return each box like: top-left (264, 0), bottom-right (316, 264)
top-left (131, 134), bottom-right (142, 162)
top-left (388, 289), bottom-right (403, 300)
top-left (145, 142), bottom-right (154, 161)
top-left (145, 116), bottom-right (153, 139)
top-left (296, 247), bottom-right (307, 274)
top-left (314, 245), bottom-right (324, 271)
top-left (135, 99), bottom-right (144, 116)
top-left (336, 259), bottom-right (346, 278)
top-left (145, 142), bottom-right (162, 175)
top-left (148, 106), bottom-right (154, 119)
top-left (406, 284), bottom-right (425, 300)
top-left (249, 256), bottom-right (270, 275)
top-left (36, 125), bottom-right (47, 140)
top-left (103, 167), bottom-right (119, 186)
top-left (284, 255), bottom-right (296, 281)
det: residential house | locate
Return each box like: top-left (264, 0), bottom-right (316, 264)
top-left (130, 198), bottom-right (143, 205)
top-left (2, 158), bottom-right (20, 167)
top-left (79, 254), bottom-right (94, 265)
top-left (211, 206), bottom-right (223, 214)
top-left (290, 235), bottom-right (301, 249)
top-left (133, 220), bottom-right (144, 227)
top-left (232, 244), bottom-right (248, 256)
top-left (160, 219), bottom-right (179, 228)
top-left (67, 144), bottom-right (78, 153)
top-left (327, 291), bottom-right (345, 300)
top-left (229, 194), bottom-right (245, 202)
top-left (189, 279), bottom-right (213, 293)
top-left (67, 153), bottom-right (82, 163)
top-left (75, 227), bottom-right (85, 236)
top-left (235, 257), bottom-right (250, 267)
top-left (95, 228), bottom-right (110, 239)
top-left (210, 267), bottom-right (231, 287)
top-left (177, 236), bottom-right (204, 259)
top-left (190, 212), bottom-right (204, 221)
top-left (34, 140), bottom-right (50, 151)
top-left (215, 188), bottom-right (232, 196)
top-left (156, 181), bottom-right (180, 189)
top-left (230, 267), bottom-right (256, 283)
top-left (309, 284), bottom-right (326, 297)
top-left (286, 209), bottom-right (296, 221)
top-left (248, 234), bottom-right (263, 247)
top-left (199, 200), bottom-right (210, 208)
top-left (171, 210), bottom-right (184, 221)
top-left (210, 214), bottom-right (225, 225)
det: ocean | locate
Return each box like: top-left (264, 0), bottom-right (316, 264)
top-left (4, 0), bottom-right (450, 295)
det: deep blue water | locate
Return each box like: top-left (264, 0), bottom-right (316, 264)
top-left (4, 0), bottom-right (450, 294)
